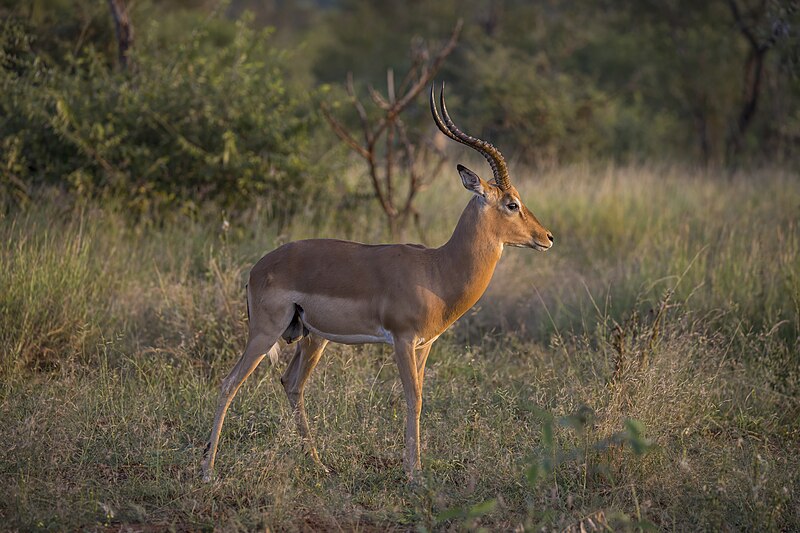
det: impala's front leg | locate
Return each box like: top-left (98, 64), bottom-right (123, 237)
top-left (393, 338), bottom-right (423, 479)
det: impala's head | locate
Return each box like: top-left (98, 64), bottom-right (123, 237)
top-left (430, 84), bottom-right (554, 251)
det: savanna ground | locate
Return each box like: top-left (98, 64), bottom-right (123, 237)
top-left (1, 163), bottom-right (799, 531)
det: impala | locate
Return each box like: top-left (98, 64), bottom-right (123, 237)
top-left (201, 84), bottom-right (554, 482)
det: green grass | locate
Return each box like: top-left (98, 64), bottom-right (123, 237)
top-left (1, 163), bottom-right (798, 530)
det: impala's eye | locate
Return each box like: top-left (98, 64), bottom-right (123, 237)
top-left (507, 202), bottom-right (519, 211)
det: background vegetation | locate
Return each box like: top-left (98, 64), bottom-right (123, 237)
top-left (1, 0), bottom-right (799, 530)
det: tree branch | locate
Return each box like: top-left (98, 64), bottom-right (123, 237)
top-left (321, 20), bottom-right (462, 237)
top-left (320, 104), bottom-right (371, 160)
top-left (386, 19), bottom-right (463, 122)
top-left (346, 72), bottom-right (379, 147)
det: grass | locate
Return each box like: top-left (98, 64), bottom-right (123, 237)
top-left (1, 163), bottom-right (798, 531)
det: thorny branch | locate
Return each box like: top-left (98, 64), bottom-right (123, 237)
top-left (322, 20), bottom-right (462, 238)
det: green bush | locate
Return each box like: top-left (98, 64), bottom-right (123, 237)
top-left (0, 14), bottom-right (334, 219)
top-left (460, 42), bottom-right (613, 166)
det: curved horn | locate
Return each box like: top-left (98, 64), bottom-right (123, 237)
top-left (430, 83), bottom-right (459, 143)
top-left (430, 82), bottom-right (511, 191)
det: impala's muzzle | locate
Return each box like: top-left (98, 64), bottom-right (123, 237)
top-left (532, 231), bottom-right (554, 251)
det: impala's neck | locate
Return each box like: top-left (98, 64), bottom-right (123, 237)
top-left (434, 196), bottom-right (504, 322)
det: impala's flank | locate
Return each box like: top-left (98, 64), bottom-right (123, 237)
top-left (201, 84), bottom-right (554, 482)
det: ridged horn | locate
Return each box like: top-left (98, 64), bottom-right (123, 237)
top-left (429, 82), bottom-right (511, 191)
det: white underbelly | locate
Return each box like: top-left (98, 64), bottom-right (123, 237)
top-left (302, 321), bottom-right (394, 346)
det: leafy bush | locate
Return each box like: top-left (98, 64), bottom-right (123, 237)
top-left (461, 42), bottom-right (613, 166)
top-left (0, 14), bottom-right (334, 219)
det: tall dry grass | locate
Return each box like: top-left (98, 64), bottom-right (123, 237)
top-left (0, 163), bottom-right (798, 530)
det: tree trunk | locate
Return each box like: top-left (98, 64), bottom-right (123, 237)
top-left (728, 48), bottom-right (767, 159)
top-left (107, 0), bottom-right (134, 70)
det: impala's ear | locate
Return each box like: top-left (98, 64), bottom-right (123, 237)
top-left (457, 164), bottom-right (489, 197)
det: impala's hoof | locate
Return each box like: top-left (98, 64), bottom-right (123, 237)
top-left (312, 458), bottom-right (332, 476)
top-left (308, 449), bottom-right (331, 475)
top-left (404, 462), bottom-right (422, 484)
top-left (201, 465), bottom-right (214, 483)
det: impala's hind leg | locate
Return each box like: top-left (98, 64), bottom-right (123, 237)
top-left (201, 304), bottom-right (293, 482)
top-left (281, 334), bottom-right (329, 471)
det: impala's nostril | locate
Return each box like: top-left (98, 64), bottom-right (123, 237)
top-left (547, 233), bottom-right (554, 243)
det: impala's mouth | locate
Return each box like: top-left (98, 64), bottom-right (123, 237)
top-left (509, 241), bottom-right (552, 251)
top-left (506, 241), bottom-right (553, 252)
top-left (532, 241), bottom-right (552, 251)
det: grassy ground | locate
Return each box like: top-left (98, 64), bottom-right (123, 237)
top-left (1, 163), bottom-right (798, 531)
